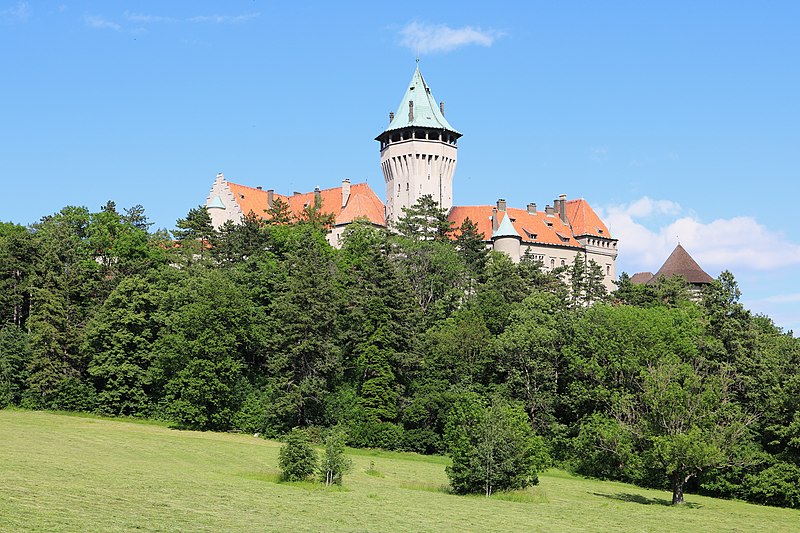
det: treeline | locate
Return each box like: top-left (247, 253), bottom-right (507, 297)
top-left (1, 197), bottom-right (799, 506)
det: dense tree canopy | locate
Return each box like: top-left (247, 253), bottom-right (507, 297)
top-left (1, 197), bottom-right (799, 506)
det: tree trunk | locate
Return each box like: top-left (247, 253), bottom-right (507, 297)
top-left (671, 472), bottom-right (685, 505)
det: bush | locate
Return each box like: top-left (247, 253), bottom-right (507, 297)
top-left (444, 395), bottom-right (550, 496)
top-left (743, 462), bottom-right (800, 508)
top-left (279, 428), bottom-right (318, 482)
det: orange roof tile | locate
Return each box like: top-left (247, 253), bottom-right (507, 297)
top-left (448, 206), bottom-right (582, 248)
top-left (227, 181), bottom-right (385, 227)
top-left (565, 199), bottom-right (613, 239)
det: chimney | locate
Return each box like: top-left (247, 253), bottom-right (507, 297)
top-left (314, 186), bottom-right (321, 204)
top-left (267, 189), bottom-right (274, 208)
top-left (545, 204), bottom-right (554, 215)
top-left (408, 100), bottom-right (414, 122)
top-left (496, 198), bottom-right (507, 212)
top-left (341, 179), bottom-right (351, 208)
top-left (492, 207), bottom-right (500, 231)
top-left (439, 101), bottom-right (445, 115)
top-left (389, 111), bottom-right (394, 122)
top-left (527, 202), bottom-right (537, 214)
top-left (293, 191), bottom-right (301, 196)
top-left (256, 186), bottom-right (262, 190)
top-left (558, 194), bottom-right (567, 223)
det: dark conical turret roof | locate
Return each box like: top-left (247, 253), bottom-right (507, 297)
top-left (649, 244), bottom-right (714, 285)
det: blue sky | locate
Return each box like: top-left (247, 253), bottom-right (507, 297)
top-left (2, 2), bottom-right (799, 333)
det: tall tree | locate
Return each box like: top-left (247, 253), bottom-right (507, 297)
top-left (454, 217), bottom-right (488, 278)
top-left (498, 291), bottom-right (572, 432)
top-left (84, 275), bottom-right (160, 416)
top-left (264, 226), bottom-right (341, 430)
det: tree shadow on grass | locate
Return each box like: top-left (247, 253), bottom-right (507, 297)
top-left (592, 492), bottom-right (702, 508)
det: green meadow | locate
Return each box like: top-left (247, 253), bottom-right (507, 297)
top-left (1, 410), bottom-right (796, 532)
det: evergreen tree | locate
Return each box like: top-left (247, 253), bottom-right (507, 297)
top-left (264, 226), bottom-right (341, 430)
top-left (279, 428), bottom-right (318, 482)
top-left (264, 197), bottom-right (293, 225)
top-left (395, 194), bottom-right (453, 241)
top-left (454, 217), bottom-right (488, 277)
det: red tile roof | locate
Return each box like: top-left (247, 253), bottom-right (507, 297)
top-left (227, 182), bottom-right (385, 227)
top-left (448, 206), bottom-right (582, 248)
top-left (565, 199), bottom-right (613, 239)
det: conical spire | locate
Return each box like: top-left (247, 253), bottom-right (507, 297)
top-left (492, 212), bottom-right (521, 239)
top-left (380, 67), bottom-right (460, 136)
top-left (650, 244), bottom-right (714, 284)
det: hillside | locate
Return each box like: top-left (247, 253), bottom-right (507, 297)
top-left (1, 410), bottom-right (797, 532)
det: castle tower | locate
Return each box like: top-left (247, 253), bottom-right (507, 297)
top-left (376, 66), bottom-right (462, 225)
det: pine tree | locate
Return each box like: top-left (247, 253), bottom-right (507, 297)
top-left (279, 428), bottom-right (318, 482)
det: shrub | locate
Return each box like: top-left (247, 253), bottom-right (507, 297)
top-left (445, 395), bottom-right (550, 496)
top-left (279, 428), bottom-right (318, 482)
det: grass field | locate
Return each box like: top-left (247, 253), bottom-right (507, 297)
top-left (1, 410), bottom-right (797, 532)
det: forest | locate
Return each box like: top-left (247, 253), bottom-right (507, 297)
top-left (1, 196), bottom-right (799, 507)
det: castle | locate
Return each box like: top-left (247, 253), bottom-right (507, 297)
top-left (205, 66), bottom-right (619, 290)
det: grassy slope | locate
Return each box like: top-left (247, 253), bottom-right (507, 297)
top-left (1, 410), bottom-right (796, 532)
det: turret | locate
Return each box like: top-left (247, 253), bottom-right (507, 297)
top-left (376, 66), bottom-right (461, 225)
top-left (491, 199), bottom-right (522, 262)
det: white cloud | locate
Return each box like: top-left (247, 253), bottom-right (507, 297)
top-left (600, 197), bottom-right (800, 272)
top-left (624, 197), bottom-right (681, 218)
top-left (188, 13), bottom-right (259, 24)
top-left (0, 2), bottom-right (30, 21)
top-left (85, 15), bottom-right (121, 31)
top-left (760, 293), bottom-right (800, 304)
top-left (124, 11), bottom-right (175, 23)
top-left (399, 22), bottom-right (501, 54)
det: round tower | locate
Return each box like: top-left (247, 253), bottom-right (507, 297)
top-left (376, 66), bottom-right (462, 225)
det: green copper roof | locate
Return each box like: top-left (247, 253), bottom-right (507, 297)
top-left (380, 67), bottom-right (460, 136)
top-left (208, 195), bottom-right (226, 209)
top-left (493, 213), bottom-right (521, 239)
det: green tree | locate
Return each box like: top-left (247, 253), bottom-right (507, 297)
top-left (318, 428), bottom-right (352, 486)
top-left (0, 223), bottom-right (34, 328)
top-left (264, 226), bottom-right (340, 430)
top-left (299, 194), bottom-right (336, 231)
top-left (173, 206), bottom-right (216, 264)
top-left (454, 217), bottom-right (488, 278)
top-left (0, 325), bottom-right (30, 407)
top-left (632, 358), bottom-right (754, 504)
top-left (444, 394), bottom-right (550, 496)
top-left (498, 291), bottom-right (571, 432)
top-left (84, 275), bottom-right (160, 416)
top-left (423, 307), bottom-right (494, 386)
top-left (279, 428), bottom-right (318, 482)
top-left (264, 197), bottom-right (293, 225)
top-left (394, 194), bottom-right (453, 241)
top-left (152, 269), bottom-right (262, 430)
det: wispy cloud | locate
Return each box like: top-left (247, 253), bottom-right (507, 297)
top-left (85, 14), bottom-right (121, 31)
top-left (91, 11), bottom-right (259, 32)
top-left (0, 2), bottom-right (30, 22)
top-left (188, 13), bottom-right (259, 24)
top-left (399, 22), bottom-right (502, 54)
top-left (600, 197), bottom-right (800, 272)
top-left (760, 293), bottom-right (800, 304)
top-left (124, 11), bottom-right (175, 23)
